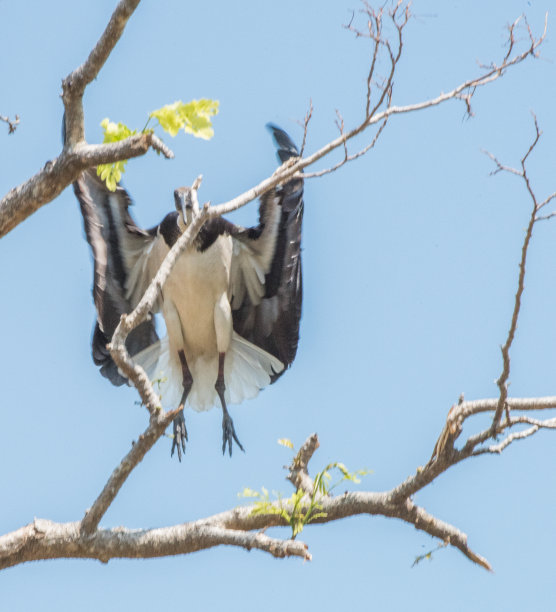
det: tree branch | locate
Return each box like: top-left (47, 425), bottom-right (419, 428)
top-left (80, 407), bottom-right (181, 535)
top-left (483, 115), bottom-right (548, 431)
top-left (0, 0), bottom-right (177, 238)
top-left (62, 0), bottom-right (142, 146)
top-left (1, 433), bottom-right (497, 571)
top-left (287, 433), bottom-right (320, 495)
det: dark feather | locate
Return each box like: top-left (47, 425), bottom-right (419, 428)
top-left (232, 125), bottom-right (303, 380)
top-left (74, 170), bottom-right (159, 386)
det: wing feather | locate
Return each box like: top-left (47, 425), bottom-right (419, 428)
top-left (231, 126), bottom-right (304, 381)
top-left (74, 170), bottom-right (160, 385)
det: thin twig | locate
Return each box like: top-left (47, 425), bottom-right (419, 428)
top-left (297, 99), bottom-right (313, 157)
top-left (484, 115), bottom-right (544, 432)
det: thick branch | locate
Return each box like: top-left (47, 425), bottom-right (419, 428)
top-left (80, 408), bottom-right (180, 535)
top-left (0, 133), bottom-right (172, 237)
top-left (0, 0), bottom-right (171, 239)
top-left (0, 473), bottom-right (485, 570)
top-left (0, 518), bottom-right (310, 570)
top-left (62, 0), bottom-right (141, 145)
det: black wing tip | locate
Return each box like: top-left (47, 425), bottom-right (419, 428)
top-left (266, 123), bottom-right (299, 162)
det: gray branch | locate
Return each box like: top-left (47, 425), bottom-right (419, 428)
top-left (0, 0), bottom-right (178, 238)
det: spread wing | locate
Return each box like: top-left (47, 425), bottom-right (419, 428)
top-left (230, 125), bottom-right (303, 381)
top-left (74, 170), bottom-right (161, 385)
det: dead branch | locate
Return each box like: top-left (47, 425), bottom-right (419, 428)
top-left (483, 115), bottom-right (551, 432)
top-left (297, 99), bottom-right (313, 157)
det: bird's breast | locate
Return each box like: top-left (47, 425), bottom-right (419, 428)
top-left (163, 235), bottom-right (233, 355)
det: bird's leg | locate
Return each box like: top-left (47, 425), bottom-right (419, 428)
top-left (172, 349), bottom-right (193, 461)
top-left (215, 352), bottom-right (244, 456)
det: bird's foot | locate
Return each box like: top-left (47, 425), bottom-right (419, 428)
top-left (171, 410), bottom-right (188, 461)
top-left (221, 411), bottom-right (244, 457)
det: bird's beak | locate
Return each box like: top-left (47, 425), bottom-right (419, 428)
top-left (174, 188), bottom-right (192, 225)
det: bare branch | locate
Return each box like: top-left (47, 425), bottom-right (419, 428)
top-left (483, 116), bottom-right (545, 431)
top-left (0, 0), bottom-right (177, 239)
top-left (388, 395), bottom-right (556, 505)
top-left (0, 516), bottom-right (310, 571)
top-left (302, 112), bottom-right (389, 179)
top-left (0, 132), bottom-right (173, 238)
top-left (536, 210), bottom-right (556, 222)
top-left (1, 434), bottom-right (494, 571)
top-left (62, 0), bottom-right (142, 145)
top-left (1, 4), bottom-right (544, 241)
top-left (80, 408), bottom-right (180, 535)
top-left (297, 99), bottom-right (313, 157)
top-left (287, 433), bottom-right (320, 495)
top-left (0, 114), bottom-right (20, 134)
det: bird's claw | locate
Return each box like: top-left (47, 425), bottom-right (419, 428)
top-left (171, 410), bottom-right (188, 461)
top-left (221, 412), bottom-right (244, 456)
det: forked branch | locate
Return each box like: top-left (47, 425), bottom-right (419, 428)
top-left (0, 0), bottom-right (174, 237)
top-left (483, 115), bottom-right (553, 431)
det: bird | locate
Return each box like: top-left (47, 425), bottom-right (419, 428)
top-left (74, 125), bottom-right (303, 459)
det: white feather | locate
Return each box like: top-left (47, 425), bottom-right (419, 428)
top-left (133, 332), bottom-right (283, 412)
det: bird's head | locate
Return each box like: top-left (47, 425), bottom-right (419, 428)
top-left (174, 186), bottom-right (199, 226)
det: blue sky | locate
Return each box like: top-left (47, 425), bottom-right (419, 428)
top-left (1, 1), bottom-right (556, 610)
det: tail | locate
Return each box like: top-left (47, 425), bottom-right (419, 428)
top-left (133, 333), bottom-right (283, 411)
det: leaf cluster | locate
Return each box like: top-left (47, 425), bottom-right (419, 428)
top-left (149, 99), bottom-right (219, 139)
top-left (96, 98), bottom-right (219, 191)
top-left (240, 440), bottom-right (371, 538)
top-left (96, 119), bottom-right (136, 191)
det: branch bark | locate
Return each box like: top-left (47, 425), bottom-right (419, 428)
top-left (0, 0), bottom-right (176, 238)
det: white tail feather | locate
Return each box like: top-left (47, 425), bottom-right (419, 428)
top-left (133, 333), bottom-right (283, 412)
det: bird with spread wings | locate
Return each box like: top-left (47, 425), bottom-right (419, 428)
top-left (74, 125), bottom-right (304, 459)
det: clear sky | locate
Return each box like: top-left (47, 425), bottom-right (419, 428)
top-left (1, 1), bottom-right (556, 610)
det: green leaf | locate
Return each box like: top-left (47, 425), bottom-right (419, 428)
top-left (149, 99), bottom-right (219, 140)
top-left (238, 487), bottom-right (260, 499)
top-left (100, 117), bottom-right (136, 143)
top-left (149, 102), bottom-right (184, 137)
top-left (97, 118), bottom-right (137, 191)
top-left (278, 438), bottom-right (294, 449)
